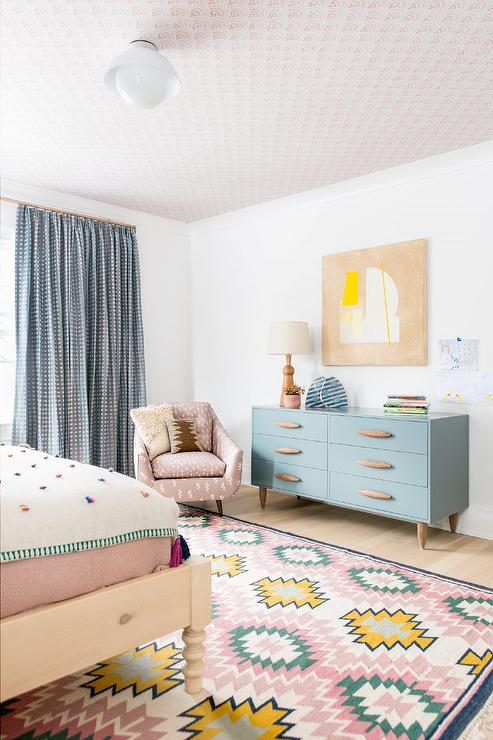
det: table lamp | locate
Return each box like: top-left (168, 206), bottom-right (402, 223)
top-left (267, 321), bottom-right (311, 406)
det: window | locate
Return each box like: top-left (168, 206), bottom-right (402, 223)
top-left (0, 228), bottom-right (15, 436)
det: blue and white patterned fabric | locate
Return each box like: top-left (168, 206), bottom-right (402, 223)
top-left (305, 376), bottom-right (348, 409)
top-left (12, 205), bottom-right (146, 475)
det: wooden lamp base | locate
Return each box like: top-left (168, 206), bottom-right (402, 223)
top-left (280, 353), bottom-right (295, 406)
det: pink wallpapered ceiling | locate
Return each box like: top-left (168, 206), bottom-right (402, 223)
top-left (1, 1), bottom-right (492, 223)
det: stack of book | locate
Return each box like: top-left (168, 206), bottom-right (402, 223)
top-left (383, 395), bottom-right (430, 415)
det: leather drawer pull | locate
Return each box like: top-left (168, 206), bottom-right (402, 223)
top-left (273, 421), bottom-right (301, 429)
top-left (275, 447), bottom-right (301, 454)
top-left (119, 613), bottom-right (132, 625)
top-left (358, 489), bottom-right (393, 500)
top-left (357, 459), bottom-right (393, 469)
top-left (275, 473), bottom-right (301, 482)
top-left (358, 429), bottom-right (393, 438)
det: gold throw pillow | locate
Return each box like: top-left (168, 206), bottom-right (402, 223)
top-left (130, 403), bottom-right (174, 460)
top-left (167, 418), bottom-right (202, 454)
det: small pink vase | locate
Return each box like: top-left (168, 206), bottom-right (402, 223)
top-left (284, 394), bottom-right (301, 408)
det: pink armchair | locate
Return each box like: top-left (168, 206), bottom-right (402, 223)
top-left (134, 402), bottom-right (243, 515)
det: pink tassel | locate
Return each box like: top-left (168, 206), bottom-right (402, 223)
top-left (170, 536), bottom-right (183, 568)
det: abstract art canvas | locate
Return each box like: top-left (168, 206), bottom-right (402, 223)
top-left (322, 239), bottom-right (427, 366)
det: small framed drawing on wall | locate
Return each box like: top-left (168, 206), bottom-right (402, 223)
top-left (322, 239), bottom-right (427, 366)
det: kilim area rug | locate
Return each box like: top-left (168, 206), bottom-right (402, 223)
top-left (1, 506), bottom-right (492, 739)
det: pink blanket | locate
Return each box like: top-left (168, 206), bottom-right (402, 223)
top-left (1, 536), bottom-right (172, 618)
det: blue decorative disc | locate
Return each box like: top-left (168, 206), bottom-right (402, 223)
top-left (305, 376), bottom-right (348, 409)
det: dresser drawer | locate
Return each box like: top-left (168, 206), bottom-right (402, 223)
top-left (330, 443), bottom-right (428, 487)
top-left (330, 472), bottom-right (429, 521)
top-left (253, 408), bottom-right (327, 442)
top-left (252, 459), bottom-right (328, 500)
top-left (252, 434), bottom-right (327, 470)
top-left (331, 415), bottom-right (427, 454)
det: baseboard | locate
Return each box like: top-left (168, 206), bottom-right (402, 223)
top-left (241, 466), bottom-right (492, 542)
top-left (430, 507), bottom-right (493, 541)
top-left (241, 465), bottom-right (252, 487)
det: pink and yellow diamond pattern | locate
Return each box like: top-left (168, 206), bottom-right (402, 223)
top-left (1, 506), bottom-right (492, 739)
top-left (342, 608), bottom-right (437, 651)
top-left (253, 575), bottom-right (328, 609)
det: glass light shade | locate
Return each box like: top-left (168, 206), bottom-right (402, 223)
top-left (104, 40), bottom-right (181, 109)
top-left (267, 321), bottom-right (311, 355)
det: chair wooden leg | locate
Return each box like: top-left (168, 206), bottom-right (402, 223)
top-left (216, 500), bottom-right (223, 516)
top-left (417, 523), bottom-right (428, 549)
top-left (449, 513), bottom-right (458, 533)
top-left (259, 487), bottom-right (267, 509)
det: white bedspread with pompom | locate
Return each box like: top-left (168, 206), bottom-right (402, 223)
top-left (1, 446), bottom-right (178, 561)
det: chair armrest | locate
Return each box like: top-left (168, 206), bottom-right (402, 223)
top-left (134, 431), bottom-right (154, 486)
top-left (212, 415), bottom-right (243, 489)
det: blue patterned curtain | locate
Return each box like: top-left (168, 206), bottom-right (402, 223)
top-left (12, 205), bottom-right (146, 475)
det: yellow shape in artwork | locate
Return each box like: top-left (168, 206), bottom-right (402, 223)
top-left (339, 268), bottom-right (399, 345)
top-left (380, 262), bottom-right (392, 345)
top-left (342, 271), bottom-right (358, 306)
top-left (342, 311), bottom-right (352, 323)
top-left (352, 308), bottom-right (362, 339)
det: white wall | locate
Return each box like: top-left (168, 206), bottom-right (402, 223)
top-left (3, 143), bottom-right (492, 540)
top-left (0, 181), bottom-right (192, 405)
top-left (190, 142), bottom-right (493, 540)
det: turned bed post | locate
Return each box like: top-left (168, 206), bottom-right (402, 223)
top-left (0, 556), bottom-right (212, 702)
top-left (182, 555), bottom-right (211, 694)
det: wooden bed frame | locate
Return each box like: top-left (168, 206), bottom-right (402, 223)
top-left (0, 555), bottom-right (211, 702)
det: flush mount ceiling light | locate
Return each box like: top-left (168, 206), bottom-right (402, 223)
top-left (104, 40), bottom-right (181, 109)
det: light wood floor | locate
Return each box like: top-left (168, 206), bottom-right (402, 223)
top-left (194, 486), bottom-right (493, 588)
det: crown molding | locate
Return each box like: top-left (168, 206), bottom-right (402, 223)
top-left (190, 141), bottom-right (493, 233)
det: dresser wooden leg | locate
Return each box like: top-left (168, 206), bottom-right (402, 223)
top-left (259, 487), bottom-right (267, 509)
top-left (449, 513), bottom-right (458, 533)
top-left (417, 523), bottom-right (428, 549)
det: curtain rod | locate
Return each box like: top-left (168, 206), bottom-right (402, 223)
top-left (0, 196), bottom-right (136, 229)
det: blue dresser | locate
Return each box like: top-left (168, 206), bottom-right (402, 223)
top-left (251, 406), bottom-right (469, 548)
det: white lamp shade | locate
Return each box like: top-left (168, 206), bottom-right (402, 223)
top-left (267, 321), bottom-right (311, 355)
top-left (104, 40), bottom-right (181, 109)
